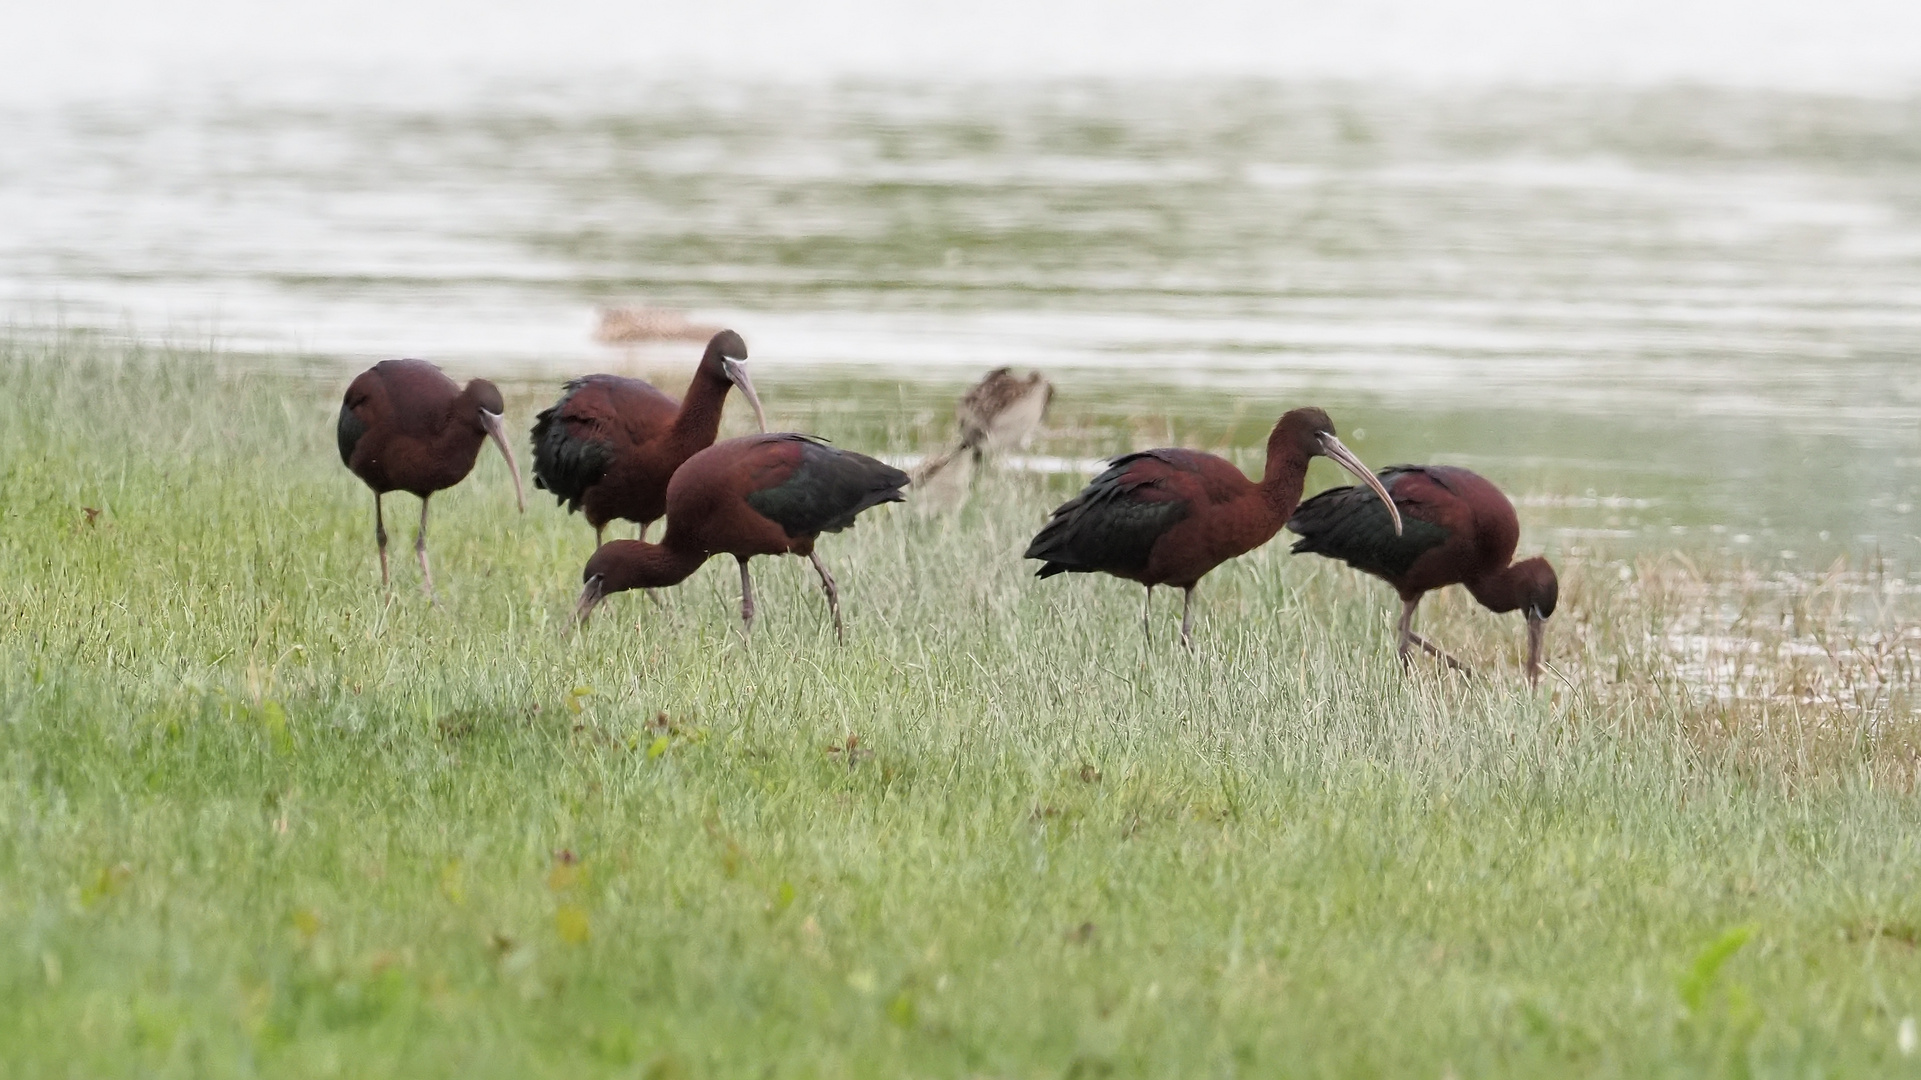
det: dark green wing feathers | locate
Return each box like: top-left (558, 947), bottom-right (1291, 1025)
top-left (529, 378), bottom-right (617, 512)
top-left (1024, 451), bottom-right (1193, 578)
top-left (336, 399), bottom-right (368, 467)
top-left (744, 436), bottom-right (910, 537)
top-left (1288, 465), bottom-right (1450, 577)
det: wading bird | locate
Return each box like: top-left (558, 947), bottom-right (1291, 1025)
top-left (1024, 408), bottom-right (1399, 647)
top-left (531, 330), bottom-right (767, 545)
top-left (574, 433), bottom-right (909, 640)
top-left (1287, 465), bottom-right (1558, 687)
top-left (592, 305), bottom-right (724, 346)
top-left (337, 359), bottom-right (525, 598)
top-left (913, 367), bottom-right (1055, 506)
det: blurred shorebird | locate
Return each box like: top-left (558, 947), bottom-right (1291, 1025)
top-left (913, 367), bottom-right (1054, 512)
top-left (593, 306), bottom-right (725, 346)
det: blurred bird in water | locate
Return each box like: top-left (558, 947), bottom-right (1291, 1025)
top-left (912, 367), bottom-right (1054, 513)
top-left (592, 306), bottom-right (725, 346)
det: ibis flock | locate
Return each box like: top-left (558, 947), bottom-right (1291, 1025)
top-left (337, 330), bottom-right (1559, 686)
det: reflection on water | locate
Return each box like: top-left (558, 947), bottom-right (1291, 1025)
top-left (1, 81), bottom-right (1919, 562)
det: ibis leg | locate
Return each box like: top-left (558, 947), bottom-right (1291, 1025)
top-left (633, 522), bottom-right (666, 607)
top-left (374, 493), bottom-right (390, 587)
top-left (594, 523), bottom-right (605, 548)
top-left (1397, 596), bottom-right (1470, 675)
top-left (737, 557), bottom-right (756, 637)
top-left (415, 497), bottom-right (436, 602)
top-left (1408, 632), bottom-right (1472, 675)
top-left (1141, 585), bottom-right (1154, 644)
top-left (1179, 586), bottom-right (1196, 650)
top-left (809, 551), bottom-right (844, 643)
top-left (1396, 597), bottom-right (1420, 669)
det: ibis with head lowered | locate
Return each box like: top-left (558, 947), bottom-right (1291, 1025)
top-left (1288, 464), bottom-right (1558, 687)
top-left (574, 433), bottom-right (908, 640)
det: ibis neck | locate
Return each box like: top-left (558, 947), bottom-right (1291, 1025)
top-left (602, 540), bottom-right (709, 593)
top-left (667, 362), bottom-right (732, 453)
top-left (1466, 563), bottom-right (1528, 614)
top-left (1258, 443), bottom-right (1314, 520)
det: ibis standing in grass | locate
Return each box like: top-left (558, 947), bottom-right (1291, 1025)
top-left (1287, 465), bottom-right (1558, 687)
top-left (337, 359), bottom-right (525, 598)
top-left (1024, 407), bottom-right (1399, 647)
top-left (574, 433), bottom-right (908, 640)
top-left (531, 329), bottom-right (766, 546)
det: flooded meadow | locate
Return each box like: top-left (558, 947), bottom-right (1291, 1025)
top-left (10, 69), bottom-right (1921, 1074)
top-left (6, 79), bottom-right (1918, 713)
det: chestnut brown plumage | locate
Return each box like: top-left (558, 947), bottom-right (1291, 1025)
top-left (336, 358), bottom-right (525, 598)
top-left (1288, 464), bottom-right (1558, 687)
top-left (1024, 408), bottom-right (1399, 647)
top-left (531, 330), bottom-right (766, 546)
top-left (574, 433), bottom-right (908, 641)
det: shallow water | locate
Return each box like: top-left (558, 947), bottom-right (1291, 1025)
top-left (3, 80), bottom-right (1919, 564)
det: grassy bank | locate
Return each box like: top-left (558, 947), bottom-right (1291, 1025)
top-left (2, 338), bottom-right (1919, 1077)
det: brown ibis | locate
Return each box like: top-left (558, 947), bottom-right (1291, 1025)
top-left (1287, 465), bottom-right (1559, 687)
top-left (336, 359), bottom-right (525, 598)
top-left (531, 329), bottom-right (767, 546)
top-left (573, 433), bottom-right (909, 640)
top-left (1024, 407), bottom-right (1399, 647)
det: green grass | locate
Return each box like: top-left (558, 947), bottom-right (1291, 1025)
top-left (2, 336), bottom-right (1919, 1078)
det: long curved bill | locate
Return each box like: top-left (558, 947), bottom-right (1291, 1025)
top-left (722, 358), bottom-right (768, 434)
top-left (1317, 433), bottom-right (1402, 535)
top-left (1526, 609), bottom-right (1546, 689)
top-left (480, 409), bottom-right (526, 512)
top-left (574, 575), bottom-right (606, 626)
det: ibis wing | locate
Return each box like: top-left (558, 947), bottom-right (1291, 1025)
top-left (335, 366), bottom-right (391, 467)
top-left (1288, 465), bottom-right (1450, 577)
top-left (744, 436), bottom-right (910, 537)
top-left (336, 401), bottom-right (368, 467)
top-left (530, 375), bottom-right (672, 509)
top-left (1024, 450), bottom-right (1193, 578)
top-left (530, 389), bottom-right (611, 510)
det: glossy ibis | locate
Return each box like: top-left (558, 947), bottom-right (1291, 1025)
top-left (1287, 465), bottom-right (1559, 687)
top-left (914, 367), bottom-right (1055, 511)
top-left (336, 359), bottom-right (525, 598)
top-left (531, 329), bottom-right (767, 546)
top-left (1024, 408), bottom-right (1399, 647)
top-left (574, 433), bottom-right (909, 641)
